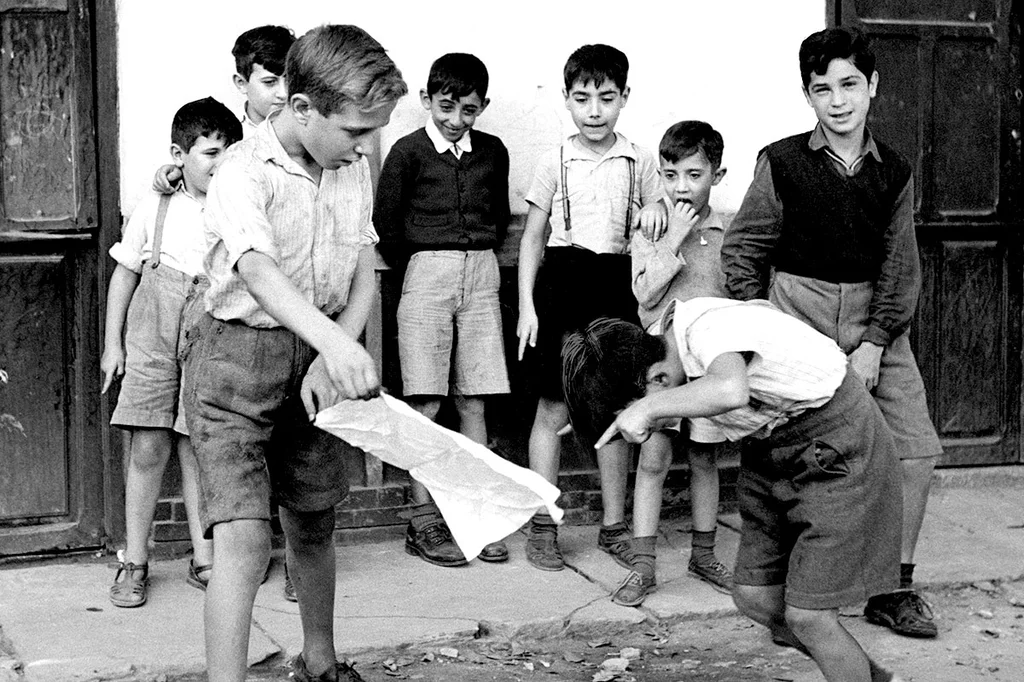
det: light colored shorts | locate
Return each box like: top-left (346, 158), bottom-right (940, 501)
top-left (769, 271), bottom-right (942, 460)
top-left (112, 263), bottom-right (195, 433)
top-left (397, 250), bottom-right (510, 397)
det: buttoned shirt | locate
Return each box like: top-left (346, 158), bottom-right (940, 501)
top-left (240, 104), bottom-right (259, 139)
top-left (632, 203), bottom-right (727, 331)
top-left (664, 297), bottom-right (847, 441)
top-left (202, 116), bottom-right (378, 328)
top-left (722, 124), bottom-right (919, 346)
top-left (525, 133), bottom-right (661, 255)
top-left (110, 188), bottom-right (206, 276)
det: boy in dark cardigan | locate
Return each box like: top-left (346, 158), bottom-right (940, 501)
top-left (374, 52), bottom-right (512, 567)
top-left (721, 26), bottom-right (942, 639)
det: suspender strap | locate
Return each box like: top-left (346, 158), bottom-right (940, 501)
top-left (560, 144), bottom-right (638, 245)
top-left (150, 193), bottom-right (172, 269)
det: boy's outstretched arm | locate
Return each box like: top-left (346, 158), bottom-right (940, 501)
top-left (100, 264), bottom-right (141, 394)
top-left (235, 250), bottom-right (379, 419)
top-left (151, 164), bottom-right (182, 194)
top-left (595, 352), bottom-right (749, 449)
top-left (721, 154), bottom-right (782, 301)
top-left (516, 203), bottom-right (549, 360)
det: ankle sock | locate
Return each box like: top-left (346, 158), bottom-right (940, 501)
top-left (691, 529), bottom-right (717, 564)
top-left (900, 563), bottom-right (915, 589)
top-left (631, 535), bottom-right (657, 578)
top-left (411, 502), bottom-right (439, 528)
top-left (530, 512), bottom-right (558, 537)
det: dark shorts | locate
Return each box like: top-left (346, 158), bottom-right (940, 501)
top-left (182, 314), bottom-right (358, 538)
top-left (522, 246), bottom-right (639, 400)
top-left (732, 370), bottom-right (903, 609)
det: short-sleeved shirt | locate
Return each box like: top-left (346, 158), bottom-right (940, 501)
top-left (525, 133), bottom-right (661, 254)
top-left (202, 115), bottom-right (378, 328)
top-left (664, 297), bottom-right (848, 441)
top-left (110, 189), bottom-right (206, 276)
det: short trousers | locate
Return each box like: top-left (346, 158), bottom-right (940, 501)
top-left (112, 263), bottom-right (192, 431)
top-left (732, 370), bottom-right (903, 609)
top-left (523, 246), bottom-right (640, 400)
top-left (769, 271), bottom-right (942, 460)
top-left (182, 313), bottom-right (357, 538)
top-left (397, 250), bottom-right (510, 397)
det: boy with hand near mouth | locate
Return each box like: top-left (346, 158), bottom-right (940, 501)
top-left (611, 120), bottom-right (732, 606)
top-left (374, 52), bottom-right (512, 567)
top-left (517, 43), bottom-right (661, 572)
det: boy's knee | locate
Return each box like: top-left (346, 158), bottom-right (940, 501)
top-left (281, 507), bottom-right (336, 550)
top-left (534, 398), bottom-right (568, 429)
top-left (732, 584), bottom-right (784, 623)
top-left (637, 448), bottom-right (671, 476)
top-left (784, 604), bottom-right (835, 638)
top-left (129, 433), bottom-right (173, 470)
top-left (687, 447), bottom-right (717, 471)
top-left (454, 395), bottom-right (485, 420)
top-left (408, 397), bottom-right (442, 422)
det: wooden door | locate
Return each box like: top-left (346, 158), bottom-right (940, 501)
top-left (0, 0), bottom-right (111, 555)
top-left (833, 0), bottom-right (1022, 466)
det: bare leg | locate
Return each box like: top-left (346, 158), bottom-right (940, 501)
top-left (596, 438), bottom-right (630, 527)
top-left (176, 435), bottom-right (213, 569)
top-left (205, 519), bottom-right (271, 682)
top-left (688, 442), bottom-right (720, 534)
top-left (280, 506), bottom-right (339, 677)
top-left (899, 456), bottom-right (936, 564)
top-left (123, 428), bottom-right (174, 565)
top-left (454, 394), bottom-right (487, 445)
top-left (529, 397), bottom-right (568, 485)
top-left (633, 432), bottom-right (672, 537)
top-left (785, 605), bottom-right (872, 681)
top-left (407, 397), bottom-right (443, 506)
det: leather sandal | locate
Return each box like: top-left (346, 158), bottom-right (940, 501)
top-left (110, 561), bottom-right (149, 608)
top-left (187, 558), bottom-right (213, 591)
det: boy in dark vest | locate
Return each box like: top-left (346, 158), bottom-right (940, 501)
top-left (721, 26), bottom-right (942, 639)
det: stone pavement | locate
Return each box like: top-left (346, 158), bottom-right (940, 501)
top-left (1, 467), bottom-right (1023, 681)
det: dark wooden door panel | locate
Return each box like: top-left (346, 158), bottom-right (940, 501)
top-left (0, 255), bottom-right (69, 520)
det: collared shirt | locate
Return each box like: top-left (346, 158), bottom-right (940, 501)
top-left (525, 133), bottom-right (661, 254)
top-left (424, 118), bottom-right (472, 158)
top-left (664, 297), bottom-right (847, 441)
top-left (110, 188), bottom-right (206, 276)
top-left (240, 103), bottom-right (259, 139)
top-left (631, 203), bottom-right (727, 331)
top-left (721, 124), bottom-right (919, 346)
top-left (202, 115), bottom-right (378, 328)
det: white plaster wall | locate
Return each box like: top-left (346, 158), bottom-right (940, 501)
top-left (116, 1), bottom-right (824, 217)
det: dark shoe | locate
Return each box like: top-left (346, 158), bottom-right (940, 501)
top-left (283, 562), bottom-right (297, 602)
top-left (478, 540), bottom-right (509, 563)
top-left (598, 522), bottom-right (634, 570)
top-left (612, 570), bottom-right (657, 607)
top-left (688, 556), bottom-right (734, 594)
top-left (291, 653), bottom-right (364, 682)
top-left (110, 561), bottom-right (149, 608)
top-left (865, 590), bottom-right (938, 638)
top-left (525, 528), bottom-right (565, 571)
top-left (186, 559), bottom-right (212, 591)
top-left (404, 520), bottom-right (468, 567)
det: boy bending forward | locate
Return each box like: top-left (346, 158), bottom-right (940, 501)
top-left (563, 298), bottom-right (905, 682)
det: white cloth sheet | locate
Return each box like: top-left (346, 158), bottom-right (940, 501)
top-left (315, 394), bottom-right (563, 560)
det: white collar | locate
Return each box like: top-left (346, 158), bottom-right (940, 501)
top-left (425, 120), bottom-right (472, 155)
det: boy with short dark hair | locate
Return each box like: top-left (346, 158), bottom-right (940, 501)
top-left (102, 97), bottom-right (241, 606)
top-left (721, 25), bottom-right (942, 639)
top-left (516, 43), bottom-right (661, 572)
top-left (374, 52), bottom-right (511, 567)
top-left (181, 25), bottom-right (406, 682)
top-left (231, 24), bottom-right (296, 132)
top-left (613, 120), bottom-right (731, 605)
top-left (562, 299), bottom-right (906, 682)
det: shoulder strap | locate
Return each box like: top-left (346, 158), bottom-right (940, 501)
top-left (560, 145), bottom-right (572, 242)
top-left (623, 151), bottom-right (637, 241)
top-left (150, 193), bottom-right (172, 269)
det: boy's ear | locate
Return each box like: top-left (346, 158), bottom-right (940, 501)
top-left (419, 88), bottom-right (432, 111)
top-left (232, 73), bottom-right (249, 96)
top-left (478, 97), bottom-right (490, 114)
top-left (289, 93), bottom-right (314, 124)
top-left (169, 143), bottom-right (185, 167)
top-left (868, 70), bottom-right (879, 98)
top-left (712, 166), bottom-right (727, 185)
top-left (620, 85), bottom-right (630, 104)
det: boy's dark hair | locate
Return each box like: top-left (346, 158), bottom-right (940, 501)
top-left (799, 26), bottom-right (875, 89)
top-left (562, 317), bottom-right (666, 448)
top-left (563, 44), bottom-right (628, 92)
top-left (660, 120), bottom-right (724, 169)
top-left (232, 25), bottom-right (296, 80)
top-left (426, 53), bottom-right (489, 99)
top-left (171, 97), bottom-right (242, 152)
top-left (286, 24), bottom-right (408, 116)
